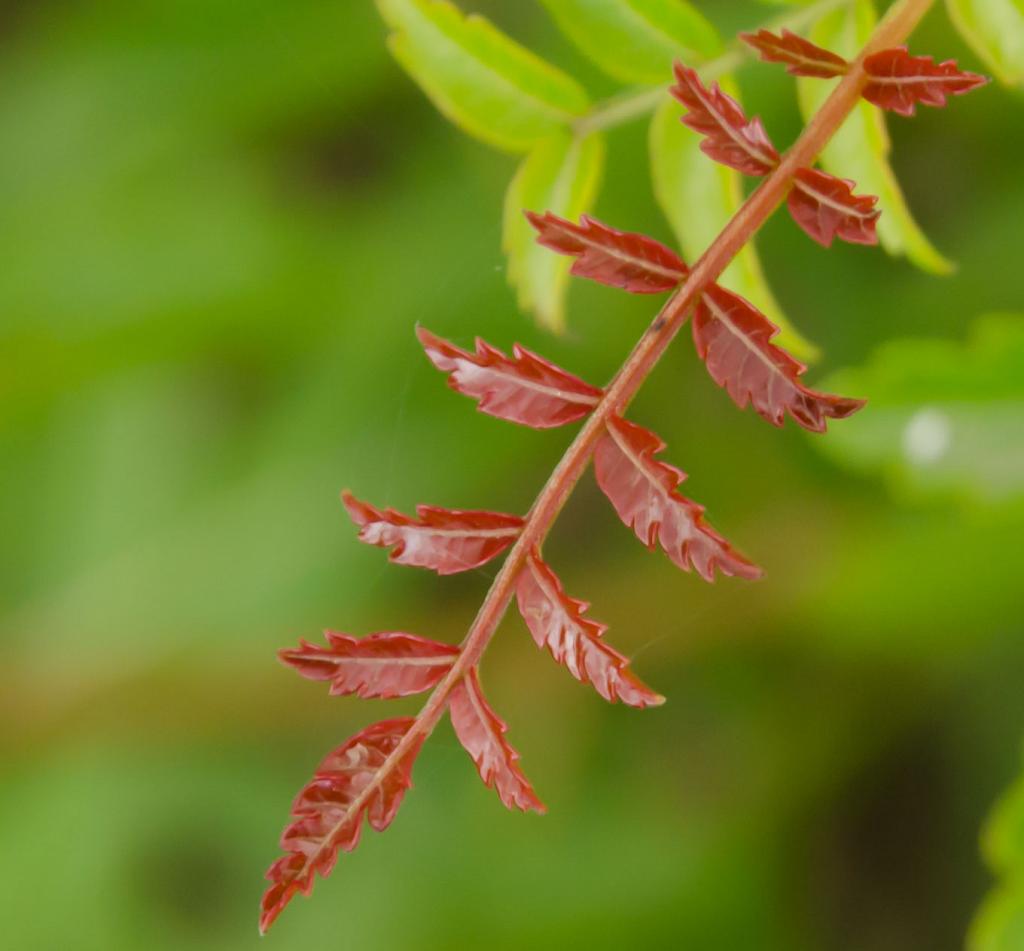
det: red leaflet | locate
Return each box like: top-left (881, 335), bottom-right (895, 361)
top-left (279, 631), bottom-right (459, 699)
top-left (342, 491), bottom-right (523, 575)
top-left (695, 283), bottom-right (866, 432)
top-left (417, 326), bottom-right (602, 429)
top-left (740, 28), bottom-right (848, 78)
top-left (593, 415), bottom-right (762, 583)
top-left (448, 668), bottom-right (545, 813)
top-left (862, 47), bottom-right (988, 116)
top-left (260, 718), bottom-right (423, 934)
top-left (525, 211), bottom-right (688, 294)
top-left (669, 63), bottom-right (780, 176)
top-left (516, 549), bottom-right (664, 708)
top-left (788, 167), bottom-right (880, 247)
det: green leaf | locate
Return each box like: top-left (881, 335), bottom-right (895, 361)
top-left (537, 0), bottom-right (722, 85)
top-left (984, 758), bottom-right (1024, 877)
top-left (649, 90), bottom-right (818, 361)
top-left (970, 885), bottom-right (1024, 951)
top-left (947, 0), bottom-right (1024, 86)
top-left (814, 314), bottom-right (1024, 504)
top-left (503, 130), bottom-right (605, 333)
top-left (376, 0), bottom-right (589, 153)
top-left (970, 747), bottom-right (1024, 951)
top-left (797, 0), bottom-right (954, 275)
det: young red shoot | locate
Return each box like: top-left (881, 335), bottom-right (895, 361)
top-left (263, 0), bottom-right (975, 932)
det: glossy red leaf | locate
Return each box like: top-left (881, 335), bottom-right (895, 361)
top-left (417, 326), bottom-right (602, 429)
top-left (787, 167), bottom-right (880, 247)
top-left (862, 47), bottom-right (988, 116)
top-left (593, 415), bottom-right (762, 583)
top-left (260, 718), bottom-right (423, 934)
top-left (740, 28), bottom-right (848, 78)
top-left (695, 283), bottom-right (866, 432)
top-left (279, 631), bottom-right (459, 699)
top-left (669, 63), bottom-right (780, 176)
top-left (516, 548), bottom-right (664, 708)
top-left (526, 211), bottom-right (688, 294)
top-left (342, 491), bottom-right (523, 575)
top-left (448, 668), bottom-right (545, 813)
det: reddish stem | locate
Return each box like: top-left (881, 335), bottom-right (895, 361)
top-left (307, 0), bottom-right (937, 870)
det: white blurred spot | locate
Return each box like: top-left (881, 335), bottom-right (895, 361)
top-left (902, 408), bottom-right (951, 465)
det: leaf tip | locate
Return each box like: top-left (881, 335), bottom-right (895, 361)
top-left (414, 323), bottom-right (442, 356)
top-left (258, 881), bottom-right (290, 936)
top-left (834, 396), bottom-right (868, 420)
top-left (746, 563), bottom-right (766, 582)
top-left (340, 489), bottom-right (369, 527)
top-left (524, 208), bottom-right (545, 231)
top-left (929, 254), bottom-right (958, 277)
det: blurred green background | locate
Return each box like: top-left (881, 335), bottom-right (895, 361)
top-left (2, 1), bottom-right (1022, 948)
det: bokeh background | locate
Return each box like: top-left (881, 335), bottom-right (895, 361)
top-left (2, 1), bottom-right (1022, 949)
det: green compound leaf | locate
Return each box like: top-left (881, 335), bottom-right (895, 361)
top-left (797, 0), bottom-right (954, 274)
top-left (813, 314), bottom-right (1024, 505)
top-left (649, 89), bottom-right (818, 361)
top-left (376, 0), bottom-right (589, 153)
top-left (970, 746), bottom-right (1024, 951)
top-left (538, 0), bottom-right (722, 84)
top-left (503, 130), bottom-right (605, 332)
top-left (947, 0), bottom-right (1024, 86)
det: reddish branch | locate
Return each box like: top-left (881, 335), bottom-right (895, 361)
top-left (261, 0), bottom-right (970, 932)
